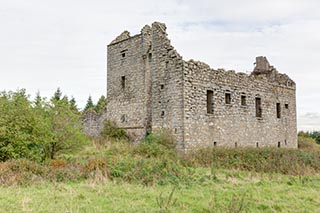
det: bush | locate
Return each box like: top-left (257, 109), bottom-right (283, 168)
top-left (100, 120), bottom-right (128, 141)
top-left (298, 135), bottom-right (320, 152)
top-left (134, 129), bottom-right (176, 158)
top-left (184, 147), bottom-right (320, 175)
top-left (0, 89), bottom-right (87, 162)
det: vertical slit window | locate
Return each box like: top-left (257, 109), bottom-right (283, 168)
top-left (121, 76), bottom-right (126, 89)
top-left (207, 90), bottom-right (213, 114)
top-left (225, 93), bottom-right (231, 104)
top-left (255, 97), bottom-right (262, 118)
top-left (241, 95), bottom-right (246, 106)
top-left (277, 103), bottom-right (281, 118)
top-left (148, 52), bottom-right (152, 62)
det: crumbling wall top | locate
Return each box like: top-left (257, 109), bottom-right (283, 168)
top-left (109, 30), bottom-right (131, 45)
top-left (251, 56), bottom-right (295, 87)
top-left (252, 56), bottom-right (274, 73)
top-left (151, 22), bottom-right (167, 36)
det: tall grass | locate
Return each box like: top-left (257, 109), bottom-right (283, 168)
top-left (0, 134), bottom-right (319, 186)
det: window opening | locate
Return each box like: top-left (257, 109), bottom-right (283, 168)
top-left (241, 95), bottom-right (246, 106)
top-left (121, 76), bottom-right (126, 89)
top-left (277, 103), bottom-right (281, 118)
top-left (255, 97), bottom-right (262, 117)
top-left (207, 90), bottom-right (213, 114)
top-left (225, 93), bottom-right (231, 104)
top-left (161, 111), bottom-right (165, 117)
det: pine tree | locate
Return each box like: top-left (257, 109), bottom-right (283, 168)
top-left (61, 95), bottom-right (69, 104)
top-left (83, 95), bottom-right (94, 112)
top-left (34, 91), bottom-right (42, 107)
top-left (51, 88), bottom-right (62, 102)
top-left (69, 96), bottom-right (78, 111)
top-left (94, 95), bottom-right (106, 114)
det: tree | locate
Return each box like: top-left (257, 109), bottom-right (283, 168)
top-left (94, 95), bottom-right (106, 114)
top-left (0, 89), bottom-right (50, 161)
top-left (0, 89), bottom-right (87, 162)
top-left (69, 96), bottom-right (78, 112)
top-left (61, 95), bottom-right (69, 104)
top-left (44, 97), bottom-right (87, 159)
top-left (34, 91), bottom-right (42, 107)
top-left (83, 95), bottom-right (95, 112)
top-left (310, 131), bottom-right (320, 144)
top-left (51, 87), bottom-right (62, 102)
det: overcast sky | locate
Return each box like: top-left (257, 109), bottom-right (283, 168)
top-left (0, 0), bottom-right (319, 131)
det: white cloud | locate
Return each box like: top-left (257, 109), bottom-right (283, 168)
top-left (0, 0), bottom-right (319, 130)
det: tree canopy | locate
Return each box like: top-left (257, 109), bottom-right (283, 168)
top-left (0, 89), bottom-right (87, 162)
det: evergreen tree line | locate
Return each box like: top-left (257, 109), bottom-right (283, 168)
top-left (298, 131), bottom-right (320, 144)
top-left (83, 95), bottom-right (106, 114)
top-left (0, 88), bottom-right (89, 162)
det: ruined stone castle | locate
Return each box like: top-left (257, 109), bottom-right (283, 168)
top-left (84, 22), bottom-right (297, 151)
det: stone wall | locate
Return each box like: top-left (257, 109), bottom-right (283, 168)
top-left (106, 30), bottom-right (150, 141)
top-left (105, 22), bottom-right (186, 146)
top-left (149, 22), bottom-right (185, 150)
top-left (182, 58), bottom-right (297, 151)
top-left (86, 22), bottom-right (297, 151)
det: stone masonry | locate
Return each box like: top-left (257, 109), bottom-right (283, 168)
top-left (85, 22), bottom-right (297, 151)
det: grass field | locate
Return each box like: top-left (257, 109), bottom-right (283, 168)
top-left (0, 169), bottom-right (319, 212)
top-left (0, 134), bottom-right (319, 212)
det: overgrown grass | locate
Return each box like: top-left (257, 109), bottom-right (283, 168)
top-left (0, 134), bottom-right (319, 187)
top-left (0, 170), bottom-right (319, 212)
top-left (0, 133), bottom-right (319, 211)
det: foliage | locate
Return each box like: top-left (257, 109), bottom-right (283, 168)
top-left (144, 129), bottom-right (176, 150)
top-left (0, 90), bottom-right (48, 161)
top-left (185, 147), bottom-right (320, 175)
top-left (94, 95), bottom-right (106, 114)
top-left (51, 87), bottom-right (62, 102)
top-left (134, 130), bottom-right (177, 159)
top-left (0, 89), bottom-right (87, 162)
top-left (83, 95), bottom-right (94, 113)
top-left (44, 95), bottom-right (87, 159)
top-left (298, 135), bottom-right (320, 152)
top-left (69, 96), bottom-right (78, 111)
top-left (298, 130), bottom-right (320, 144)
top-left (100, 120), bottom-right (128, 141)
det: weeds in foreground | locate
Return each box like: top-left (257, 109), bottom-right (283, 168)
top-left (0, 134), bottom-right (319, 186)
top-left (156, 186), bottom-right (177, 212)
top-left (209, 192), bottom-right (249, 213)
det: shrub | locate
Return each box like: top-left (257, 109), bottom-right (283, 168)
top-left (0, 89), bottom-right (87, 162)
top-left (298, 135), bottom-right (319, 152)
top-left (134, 129), bottom-right (176, 158)
top-left (100, 120), bottom-right (128, 141)
top-left (184, 147), bottom-right (320, 175)
top-left (144, 129), bottom-right (175, 149)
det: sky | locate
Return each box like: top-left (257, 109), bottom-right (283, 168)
top-left (0, 0), bottom-right (319, 131)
